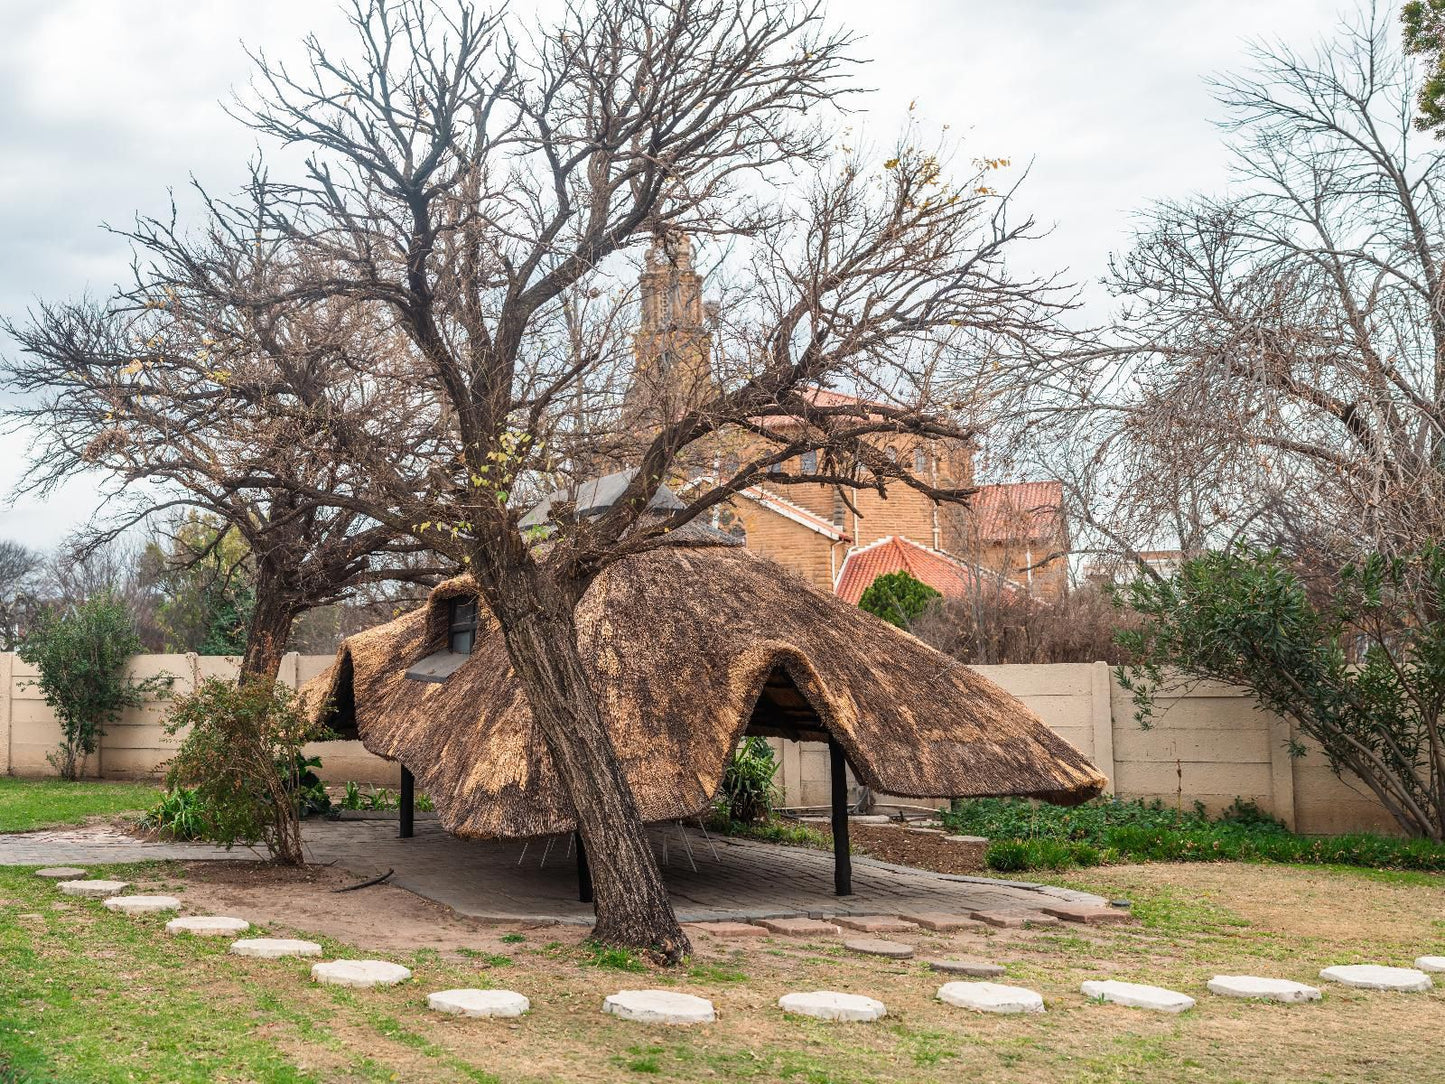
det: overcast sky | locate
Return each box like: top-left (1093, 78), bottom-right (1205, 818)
top-left (0, 0), bottom-right (1350, 549)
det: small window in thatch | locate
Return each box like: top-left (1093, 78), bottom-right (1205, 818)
top-left (449, 597), bottom-right (478, 655)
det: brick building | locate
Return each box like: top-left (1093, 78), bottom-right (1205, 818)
top-left (631, 233), bottom-right (1069, 602)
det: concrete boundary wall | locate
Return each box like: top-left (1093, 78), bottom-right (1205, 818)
top-left (0, 654), bottom-right (1401, 835)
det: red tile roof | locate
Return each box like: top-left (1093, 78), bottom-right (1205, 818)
top-left (834, 535), bottom-right (996, 605)
top-left (967, 481), bottom-right (1064, 544)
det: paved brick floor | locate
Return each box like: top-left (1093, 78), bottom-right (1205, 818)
top-left (0, 819), bottom-right (1102, 924)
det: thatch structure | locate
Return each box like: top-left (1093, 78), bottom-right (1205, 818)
top-left (302, 544), bottom-right (1106, 844)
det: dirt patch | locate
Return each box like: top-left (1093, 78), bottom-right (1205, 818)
top-left (842, 824), bottom-right (987, 874)
top-left (158, 860), bottom-right (587, 956)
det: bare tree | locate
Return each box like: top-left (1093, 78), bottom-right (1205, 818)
top-left (0, 540), bottom-right (42, 649)
top-left (1062, 10), bottom-right (1445, 569)
top-left (3, 220), bottom-right (446, 679)
top-left (99, 0), bottom-right (1068, 958)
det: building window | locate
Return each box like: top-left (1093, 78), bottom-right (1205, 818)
top-left (448, 597), bottom-right (478, 655)
top-left (913, 447), bottom-right (929, 474)
top-left (801, 450), bottom-right (818, 474)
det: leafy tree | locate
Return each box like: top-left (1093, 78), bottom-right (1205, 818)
top-left (858, 570), bottom-right (941, 629)
top-left (163, 678), bottom-right (334, 865)
top-left (145, 515), bottom-right (256, 656)
top-left (1117, 546), bottom-right (1445, 841)
top-left (1404, 1), bottom-right (1445, 135)
top-left (17, 593), bottom-right (171, 779)
top-left (0, 540), bottom-right (42, 650)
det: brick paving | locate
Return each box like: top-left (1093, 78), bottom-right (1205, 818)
top-left (0, 818), bottom-right (1103, 924)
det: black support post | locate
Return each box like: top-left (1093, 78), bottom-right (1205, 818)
top-left (399, 765), bottom-right (414, 839)
top-left (829, 738), bottom-right (853, 896)
top-left (575, 831), bottom-right (594, 904)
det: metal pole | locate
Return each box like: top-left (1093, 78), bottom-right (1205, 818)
top-left (575, 831), bottom-right (594, 904)
top-left (829, 738), bottom-right (852, 896)
top-left (399, 765), bottom-right (414, 839)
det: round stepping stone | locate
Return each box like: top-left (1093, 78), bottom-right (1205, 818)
top-left (936, 980), bottom-right (1044, 1014)
top-left (35, 867), bottom-right (87, 879)
top-left (928, 959), bottom-right (1006, 978)
top-left (1319, 965), bottom-right (1433, 992)
top-left (777, 990), bottom-right (886, 1022)
top-left (428, 988), bottom-right (530, 1018)
top-left (104, 895), bottom-right (181, 915)
top-left (1207, 975), bottom-right (1321, 1003)
top-left (58, 880), bottom-right (127, 898)
top-left (167, 916), bottom-right (250, 937)
top-left (1414, 956), bottom-right (1445, 973)
top-left (1081, 979), bottom-right (1195, 1013)
top-left (843, 937), bottom-right (914, 959)
top-left (229, 937), bottom-right (323, 959)
top-left (603, 989), bottom-right (715, 1025)
top-left (312, 960), bottom-right (413, 989)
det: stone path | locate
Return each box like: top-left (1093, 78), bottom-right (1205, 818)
top-left (0, 820), bottom-right (1103, 924)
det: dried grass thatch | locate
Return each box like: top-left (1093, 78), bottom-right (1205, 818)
top-left (302, 545), bottom-right (1106, 839)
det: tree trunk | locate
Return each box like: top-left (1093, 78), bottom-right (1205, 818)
top-left (240, 571), bottom-right (299, 683)
top-left (487, 570), bottom-right (690, 963)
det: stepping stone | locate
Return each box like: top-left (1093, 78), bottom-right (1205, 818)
top-left (778, 990), bottom-right (886, 1022)
top-left (1081, 979), bottom-right (1195, 1013)
top-left (1414, 956), bottom-right (1445, 973)
top-left (843, 937), bottom-right (915, 959)
top-left (428, 988), bottom-right (530, 1018)
top-left (945, 834), bottom-right (988, 844)
top-left (602, 989), bottom-right (715, 1025)
top-left (167, 916), bottom-right (250, 937)
top-left (1207, 975), bottom-right (1321, 1003)
top-left (230, 937), bottom-right (323, 959)
top-left (755, 917), bottom-right (840, 937)
top-left (936, 981), bottom-right (1044, 1014)
top-left (104, 895), bottom-right (181, 915)
top-left (58, 880), bottom-right (128, 898)
top-left (971, 910), bottom-right (1059, 929)
top-left (683, 921), bottom-right (767, 939)
top-left (899, 912), bottom-right (983, 932)
top-left (1040, 903), bottom-right (1135, 925)
top-left (35, 867), bottom-right (87, 879)
top-left (928, 959), bottom-right (1006, 978)
top-left (312, 960), bottom-right (413, 989)
top-left (834, 915), bottom-right (918, 934)
top-left (1319, 965), bottom-right (1433, 992)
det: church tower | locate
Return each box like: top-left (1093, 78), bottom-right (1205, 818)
top-left (622, 232), bottom-right (715, 432)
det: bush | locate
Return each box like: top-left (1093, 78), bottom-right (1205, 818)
top-left (162, 678), bottom-right (333, 865)
top-left (17, 593), bottom-right (172, 779)
top-left (858, 570), bottom-right (940, 629)
top-left (140, 787), bottom-right (205, 840)
top-left (716, 737), bottom-right (779, 824)
top-left (949, 795), bottom-right (1445, 874)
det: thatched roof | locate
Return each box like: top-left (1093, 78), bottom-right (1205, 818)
top-left (302, 545), bottom-right (1105, 840)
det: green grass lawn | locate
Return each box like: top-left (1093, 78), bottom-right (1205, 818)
top-left (0, 778), bottom-right (160, 833)
top-left (4, 858), bottom-right (1445, 1082)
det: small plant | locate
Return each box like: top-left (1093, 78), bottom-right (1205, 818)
top-left (162, 677), bottom-right (334, 865)
top-left (581, 941), bottom-right (647, 972)
top-left (281, 753), bottom-right (331, 817)
top-left (415, 792), bottom-right (435, 812)
top-left (141, 787), bottom-right (205, 840)
top-left (337, 780), bottom-right (398, 811)
top-left (17, 593), bottom-right (172, 779)
top-left (500, 933), bottom-right (526, 944)
top-left (715, 737), bottom-right (779, 824)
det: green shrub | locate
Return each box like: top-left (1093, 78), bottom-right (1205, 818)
top-left (984, 839), bottom-right (1030, 872)
top-left (162, 677), bottom-right (333, 865)
top-left (959, 795), bottom-right (1445, 874)
top-left (141, 787), bottom-right (205, 840)
top-left (857, 570), bottom-right (940, 628)
top-left (716, 737), bottom-right (779, 824)
top-left (17, 593), bottom-right (172, 779)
